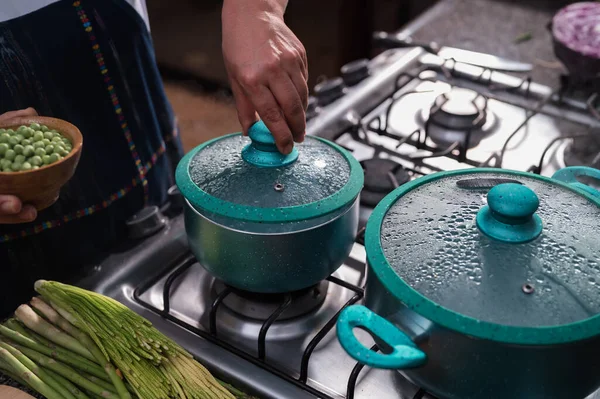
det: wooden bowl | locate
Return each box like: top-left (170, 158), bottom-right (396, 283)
top-left (0, 116), bottom-right (83, 210)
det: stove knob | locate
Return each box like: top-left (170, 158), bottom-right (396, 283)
top-left (167, 185), bottom-right (183, 213)
top-left (306, 96), bottom-right (319, 120)
top-left (314, 77), bottom-right (345, 106)
top-left (126, 206), bottom-right (168, 240)
top-left (341, 59), bottom-right (369, 86)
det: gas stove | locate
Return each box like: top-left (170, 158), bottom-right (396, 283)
top-left (76, 46), bottom-right (600, 399)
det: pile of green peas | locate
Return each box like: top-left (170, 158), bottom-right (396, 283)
top-left (0, 123), bottom-right (73, 172)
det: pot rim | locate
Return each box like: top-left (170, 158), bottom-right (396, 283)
top-left (366, 168), bottom-right (600, 345)
top-left (184, 195), bottom-right (359, 236)
top-left (175, 133), bottom-right (364, 223)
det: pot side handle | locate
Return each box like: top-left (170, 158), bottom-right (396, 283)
top-left (552, 166), bottom-right (600, 198)
top-left (336, 305), bottom-right (427, 369)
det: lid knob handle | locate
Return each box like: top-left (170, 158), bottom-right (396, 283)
top-left (241, 120), bottom-right (299, 168)
top-left (476, 183), bottom-right (543, 244)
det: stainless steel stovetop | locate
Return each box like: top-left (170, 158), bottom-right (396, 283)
top-left (76, 47), bottom-right (600, 399)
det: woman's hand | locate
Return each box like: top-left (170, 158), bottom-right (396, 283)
top-left (222, 0), bottom-right (308, 155)
top-left (0, 195), bottom-right (37, 224)
top-left (0, 107), bottom-right (38, 224)
top-left (0, 107), bottom-right (38, 123)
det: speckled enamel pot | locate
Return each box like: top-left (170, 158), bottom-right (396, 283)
top-left (176, 121), bottom-right (364, 293)
top-left (337, 167), bottom-right (600, 399)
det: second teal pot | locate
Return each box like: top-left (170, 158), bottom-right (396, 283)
top-left (337, 166), bottom-right (600, 399)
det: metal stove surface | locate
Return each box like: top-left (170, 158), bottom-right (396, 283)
top-left (74, 47), bottom-right (600, 399)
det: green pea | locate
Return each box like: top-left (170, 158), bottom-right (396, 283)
top-left (0, 143), bottom-right (8, 155)
top-left (21, 139), bottom-right (32, 146)
top-left (15, 134), bottom-right (24, 142)
top-left (14, 154), bottom-right (26, 164)
top-left (41, 138), bottom-right (51, 146)
top-left (5, 149), bottom-right (16, 161)
top-left (8, 136), bottom-right (19, 146)
top-left (0, 129), bottom-right (5, 134)
top-left (51, 136), bottom-right (62, 143)
top-left (40, 125), bottom-right (49, 132)
top-left (54, 145), bottom-right (65, 153)
top-left (49, 153), bottom-right (60, 164)
top-left (0, 133), bottom-right (9, 143)
top-left (43, 131), bottom-right (54, 140)
top-left (13, 144), bottom-right (24, 155)
top-left (21, 162), bottom-right (32, 171)
top-left (34, 148), bottom-right (46, 157)
top-left (6, 129), bottom-right (15, 135)
top-left (52, 132), bottom-right (61, 138)
top-left (0, 159), bottom-right (10, 168)
top-left (23, 145), bottom-right (35, 157)
top-left (33, 131), bottom-right (44, 141)
top-left (29, 123), bottom-right (41, 130)
top-left (33, 166), bottom-right (40, 170)
top-left (44, 144), bottom-right (54, 153)
top-left (11, 162), bottom-right (22, 171)
top-left (33, 141), bottom-right (45, 149)
top-left (42, 155), bottom-right (51, 165)
top-left (2, 165), bottom-right (11, 172)
top-left (22, 128), bottom-right (33, 139)
top-left (30, 155), bottom-right (42, 166)
top-left (17, 125), bottom-right (28, 134)
top-left (50, 129), bottom-right (58, 133)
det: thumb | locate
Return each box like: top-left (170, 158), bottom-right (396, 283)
top-left (231, 80), bottom-right (258, 135)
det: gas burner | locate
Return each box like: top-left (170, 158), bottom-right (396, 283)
top-left (202, 267), bottom-right (356, 344)
top-left (562, 134), bottom-right (600, 169)
top-left (420, 87), bottom-right (497, 148)
top-left (212, 280), bottom-right (329, 321)
top-left (360, 158), bottom-right (411, 207)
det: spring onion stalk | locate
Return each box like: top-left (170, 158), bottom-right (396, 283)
top-left (8, 318), bottom-right (106, 374)
top-left (14, 304), bottom-right (95, 362)
top-left (0, 346), bottom-right (63, 399)
top-left (35, 280), bottom-right (236, 399)
top-left (5, 318), bottom-right (57, 349)
top-left (0, 324), bottom-right (108, 381)
top-left (0, 360), bottom-right (32, 391)
top-left (10, 343), bottom-right (120, 399)
top-left (0, 341), bottom-right (77, 399)
top-left (44, 367), bottom-right (92, 399)
top-left (30, 297), bottom-right (131, 399)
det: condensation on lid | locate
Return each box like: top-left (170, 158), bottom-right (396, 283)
top-left (379, 172), bottom-right (600, 328)
top-left (188, 135), bottom-right (351, 208)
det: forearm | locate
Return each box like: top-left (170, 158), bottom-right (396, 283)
top-left (222, 0), bottom-right (288, 19)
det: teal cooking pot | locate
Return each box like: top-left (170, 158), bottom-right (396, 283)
top-left (175, 120), bottom-right (363, 293)
top-left (337, 166), bottom-right (600, 399)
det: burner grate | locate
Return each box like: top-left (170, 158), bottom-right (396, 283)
top-left (338, 61), bottom-right (596, 176)
top-left (132, 240), bottom-right (430, 399)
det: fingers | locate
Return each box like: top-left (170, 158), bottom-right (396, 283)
top-left (267, 73), bottom-right (306, 144)
top-left (0, 195), bottom-right (37, 224)
top-left (248, 84), bottom-right (295, 155)
top-left (230, 80), bottom-right (259, 135)
top-left (288, 71), bottom-right (309, 114)
top-left (0, 108), bottom-right (38, 123)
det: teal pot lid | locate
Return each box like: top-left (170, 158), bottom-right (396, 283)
top-left (366, 168), bottom-right (600, 345)
top-left (176, 121), bottom-right (363, 225)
